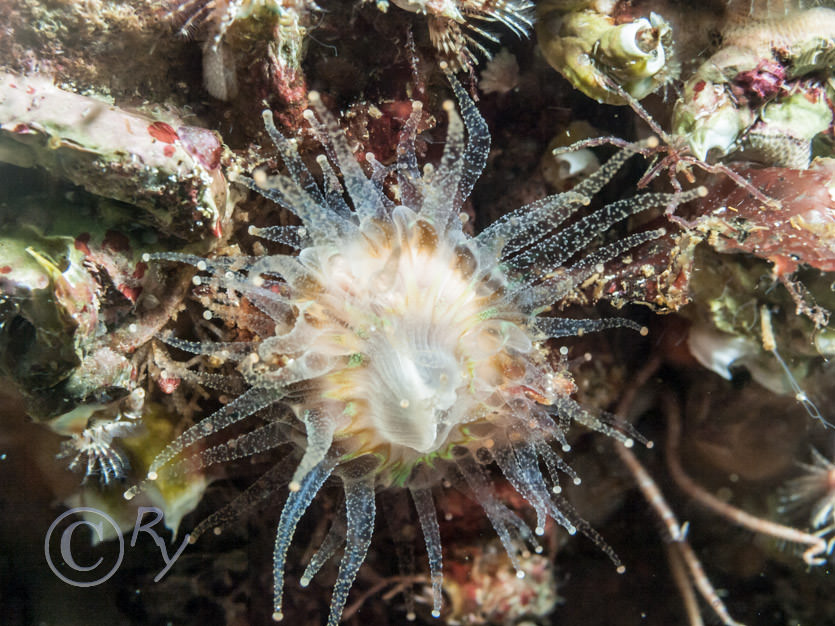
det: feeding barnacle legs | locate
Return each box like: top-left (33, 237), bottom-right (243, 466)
top-left (780, 443), bottom-right (835, 556)
top-left (374, 0), bottom-right (535, 69)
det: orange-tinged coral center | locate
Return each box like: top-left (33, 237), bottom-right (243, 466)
top-left (279, 211), bottom-right (539, 470)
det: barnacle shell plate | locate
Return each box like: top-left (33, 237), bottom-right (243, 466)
top-left (537, 2), bottom-right (674, 104)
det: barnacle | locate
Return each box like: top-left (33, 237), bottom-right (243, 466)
top-left (170, 1), bottom-right (317, 99)
top-left (0, 72), bottom-right (229, 241)
top-left (172, 0), bottom-right (314, 52)
top-left (672, 6), bottom-right (835, 165)
top-left (537, 0), bottom-right (677, 105)
top-left (541, 122), bottom-right (602, 192)
top-left (377, 0), bottom-right (534, 69)
top-left (132, 75), bottom-right (702, 624)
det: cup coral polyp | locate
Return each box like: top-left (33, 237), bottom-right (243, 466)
top-left (137, 75), bottom-right (702, 625)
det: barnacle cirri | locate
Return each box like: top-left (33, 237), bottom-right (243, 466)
top-left (171, 0), bottom-right (314, 51)
top-left (780, 446), bottom-right (835, 533)
top-left (56, 388), bottom-right (145, 485)
top-left (58, 422), bottom-right (135, 484)
top-left (135, 76), bottom-right (703, 623)
top-left (379, 0), bottom-right (535, 68)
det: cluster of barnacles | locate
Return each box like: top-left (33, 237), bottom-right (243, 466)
top-left (169, 0), bottom-right (535, 81)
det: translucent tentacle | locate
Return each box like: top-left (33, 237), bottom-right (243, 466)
top-left (249, 225), bottom-right (304, 249)
top-left (420, 99), bottom-right (466, 230)
top-left (261, 109), bottom-right (327, 207)
top-left (234, 282), bottom-right (296, 324)
top-left (148, 386), bottom-right (277, 478)
top-left (314, 153), bottom-right (354, 219)
top-left (247, 252), bottom-right (319, 292)
top-left (242, 173), bottom-right (357, 245)
top-left (497, 439), bottom-right (577, 536)
top-left (273, 459), bottom-right (335, 622)
top-left (552, 395), bottom-right (640, 448)
top-left (493, 443), bottom-right (549, 536)
top-left (513, 184), bottom-right (704, 287)
top-left (533, 316), bottom-right (645, 339)
top-left (476, 140), bottom-right (637, 253)
top-left (166, 421), bottom-right (286, 479)
top-left (516, 228), bottom-right (665, 310)
top-left (410, 486), bottom-right (444, 618)
top-left (304, 93), bottom-right (389, 220)
top-left (365, 152), bottom-right (395, 207)
top-left (158, 334), bottom-right (254, 361)
top-left (494, 192), bottom-right (589, 260)
top-left (507, 192), bottom-right (676, 276)
top-left (456, 453), bottom-right (535, 574)
top-left (475, 190), bottom-right (586, 256)
top-left (396, 101), bottom-right (424, 207)
top-left (535, 438), bottom-right (581, 492)
top-left (289, 409), bottom-right (338, 492)
top-left (301, 511), bottom-right (347, 587)
top-left (327, 474), bottom-right (376, 626)
top-left (553, 492), bottom-right (625, 573)
top-left (189, 456), bottom-right (295, 543)
top-left (448, 73), bottom-right (490, 208)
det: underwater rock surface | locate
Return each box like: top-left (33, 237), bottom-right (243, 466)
top-left (2, 1), bottom-right (835, 626)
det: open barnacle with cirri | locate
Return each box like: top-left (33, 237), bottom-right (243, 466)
top-left (127, 75), bottom-right (705, 624)
top-left (378, 0), bottom-right (535, 69)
